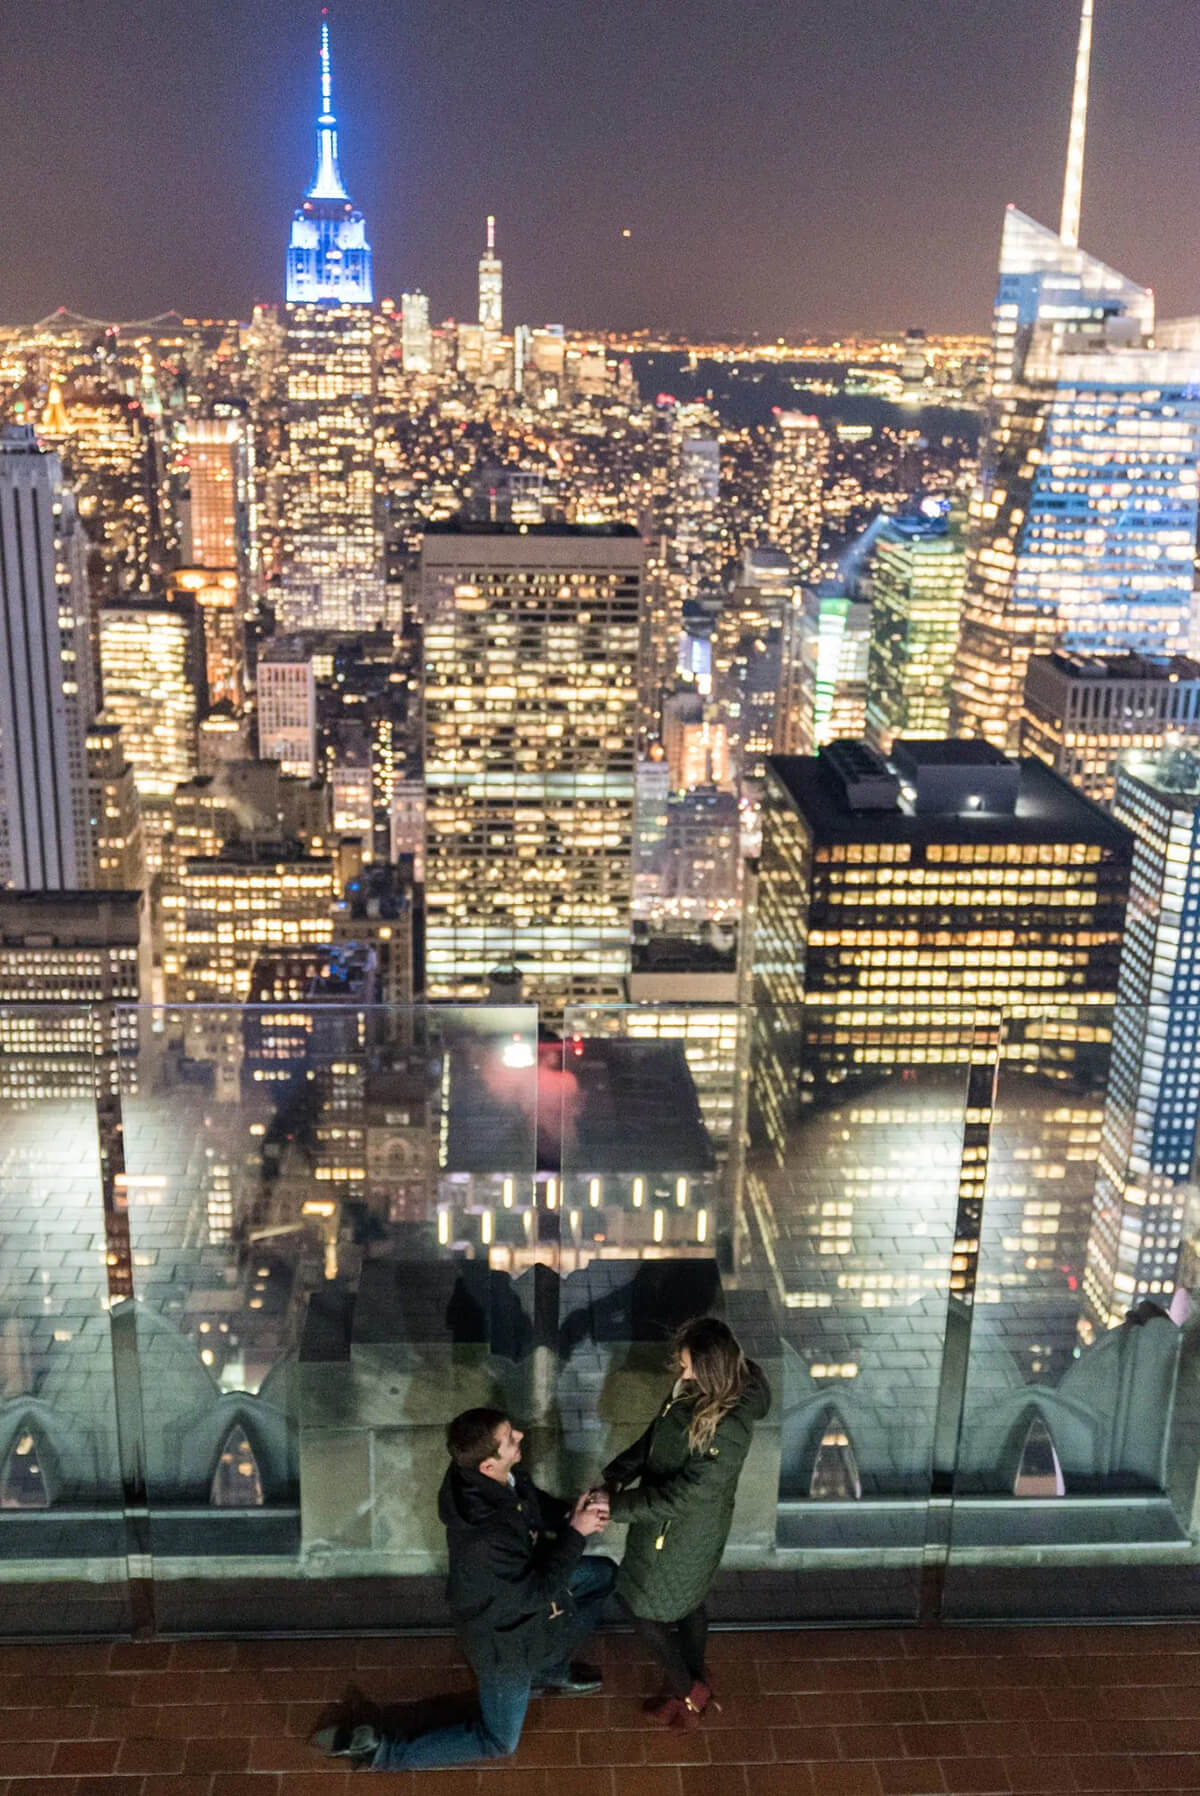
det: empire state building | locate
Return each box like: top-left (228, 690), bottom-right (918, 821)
top-left (280, 12), bottom-right (384, 631)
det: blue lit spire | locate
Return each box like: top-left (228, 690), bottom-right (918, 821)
top-left (286, 8), bottom-right (373, 304)
top-left (310, 12), bottom-right (349, 201)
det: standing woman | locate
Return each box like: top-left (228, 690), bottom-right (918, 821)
top-left (600, 1316), bottom-right (770, 1727)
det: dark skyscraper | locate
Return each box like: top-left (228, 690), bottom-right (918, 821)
top-left (0, 426), bottom-right (94, 889)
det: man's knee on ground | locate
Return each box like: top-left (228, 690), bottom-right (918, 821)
top-left (479, 1725), bottom-right (521, 1760)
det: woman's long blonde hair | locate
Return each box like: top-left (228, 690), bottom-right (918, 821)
top-left (673, 1317), bottom-right (751, 1454)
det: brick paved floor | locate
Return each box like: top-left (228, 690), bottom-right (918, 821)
top-left (3, 1624), bottom-right (1200, 1795)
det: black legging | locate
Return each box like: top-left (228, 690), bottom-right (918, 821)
top-left (620, 1596), bottom-right (709, 1698)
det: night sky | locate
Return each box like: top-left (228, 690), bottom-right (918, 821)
top-left (5, 0), bottom-right (1200, 337)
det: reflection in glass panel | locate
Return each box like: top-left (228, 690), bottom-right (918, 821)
top-left (810, 1416), bottom-right (862, 1501)
top-left (116, 1001), bottom-right (541, 1620)
top-left (1012, 1415), bottom-right (1064, 1500)
top-left (0, 1004), bottom-right (130, 1631)
top-left (0, 1432), bottom-right (50, 1510)
top-left (210, 1428), bottom-right (265, 1508)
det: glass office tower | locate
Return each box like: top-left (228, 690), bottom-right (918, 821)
top-left (953, 209), bottom-right (1200, 751)
top-left (1084, 749), bottom-right (1200, 1333)
top-left (865, 506), bottom-right (966, 753)
top-left (421, 523), bottom-right (643, 1015)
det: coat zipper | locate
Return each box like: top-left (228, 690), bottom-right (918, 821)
top-left (652, 1390), bottom-right (695, 1547)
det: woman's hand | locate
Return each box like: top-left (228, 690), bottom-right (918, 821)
top-left (569, 1491), bottom-right (609, 1537)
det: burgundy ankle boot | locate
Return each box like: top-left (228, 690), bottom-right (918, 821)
top-left (643, 1690), bottom-right (686, 1727)
top-left (676, 1681), bottom-right (719, 1728)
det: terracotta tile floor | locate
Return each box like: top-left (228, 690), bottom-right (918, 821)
top-left (3, 1624), bottom-right (1200, 1795)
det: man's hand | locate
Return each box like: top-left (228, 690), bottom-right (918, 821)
top-left (569, 1491), bottom-right (608, 1537)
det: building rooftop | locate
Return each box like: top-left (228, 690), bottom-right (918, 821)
top-left (336, 863), bottom-right (412, 920)
top-left (0, 889), bottom-right (142, 946)
top-left (423, 520), bottom-right (641, 539)
top-left (632, 934), bottom-right (738, 976)
top-left (183, 842), bottom-right (332, 870)
top-left (1039, 650), bottom-right (1200, 683)
top-left (893, 739), bottom-right (1011, 770)
top-left (769, 745), bottom-right (1131, 847)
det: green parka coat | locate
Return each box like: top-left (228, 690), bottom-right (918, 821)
top-left (603, 1365), bottom-right (770, 1623)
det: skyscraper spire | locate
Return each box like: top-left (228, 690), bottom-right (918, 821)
top-left (1060, 0), bottom-right (1094, 248)
top-left (310, 9), bottom-right (349, 202)
top-left (286, 5), bottom-right (372, 303)
top-left (479, 214), bottom-right (503, 333)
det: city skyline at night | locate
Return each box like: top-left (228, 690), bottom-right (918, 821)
top-left (5, 1), bottom-right (1200, 334)
top-left (5, 0), bottom-right (1200, 1659)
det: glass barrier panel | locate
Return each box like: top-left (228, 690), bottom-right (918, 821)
top-left (943, 1004), bottom-right (1200, 1618)
top-left (556, 1002), bottom-right (768, 1608)
top-left (116, 1002), bottom-right (538, 1630)
top-left (748, 997), bottom-right (969, 1619)
top-left (0, 1004), bottom-right (131, 1634)
top-left (556, 1002), bottom-right (741, 1513)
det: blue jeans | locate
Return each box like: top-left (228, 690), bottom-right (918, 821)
top-left (371, 1555), bottom-right (616, 1771)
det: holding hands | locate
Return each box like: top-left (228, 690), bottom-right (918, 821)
top-left (569, 1485), bottom-right (611, 1537)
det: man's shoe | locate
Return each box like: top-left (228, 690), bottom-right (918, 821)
top-left (309, 1721), bottom-right (381, 1762)
top-left (533, 1661), bottom-right (604, 1695)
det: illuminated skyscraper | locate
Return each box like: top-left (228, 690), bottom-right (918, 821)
top-left (712, 547), bottom-right (804, 786)
top-left (257, 638), bottom-right (318, 777)
top-left (163, 845), bottom-right (335, 1004)
top-left (0, 891), bottom-right (143, 1102)
top-left (1022, 652), bottom-right (1200, 807)
top-left (747, 739), bottom-right (1130, 1337)
top-left (182, 415), bottom-right (253, 587)
top-left (864, 506), bottom-right (965, 754)
top-left (674, 434), bottom-right (721, 595)
top-left (794, 585), bottom-right (870, 752)
top-left (0, 426), bottom-right (94, 889)
top-left (401, 292), bottom-right (433, 373)
top-left (1084, 749), bottom-right (1200, 1332)
top-left (661, 786), bottom-right (740, 922)
top-left (98, 595), bottom-right (205, 872)
top-left (478, 215), bottom-right (503, 335)
top-left (421, 523), bottom-right (643, 1012)
top-left (953, 0), bottom-right (1200, 749)
top-left (281, 15), bottom-right (382, 630)
top-left (171, 568), bottom-right (243, 710)
top-left (86, 714), bottom-right (144, 892)
top-left (38, 383), bottom-right (163, 607)
top-left (766, 411), bottom-right (827, 580)
top-left (285, 16), bottom-right (373, 307)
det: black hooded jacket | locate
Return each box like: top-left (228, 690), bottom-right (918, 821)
top-left (438, 1461), bottom-right (586, 1676)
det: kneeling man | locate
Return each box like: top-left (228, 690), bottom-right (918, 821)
top-left (312, 1407), bottom-right (614, 1770)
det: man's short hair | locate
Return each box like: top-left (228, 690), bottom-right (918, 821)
top-left (446, 1407), bottom-right (510, 1470)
